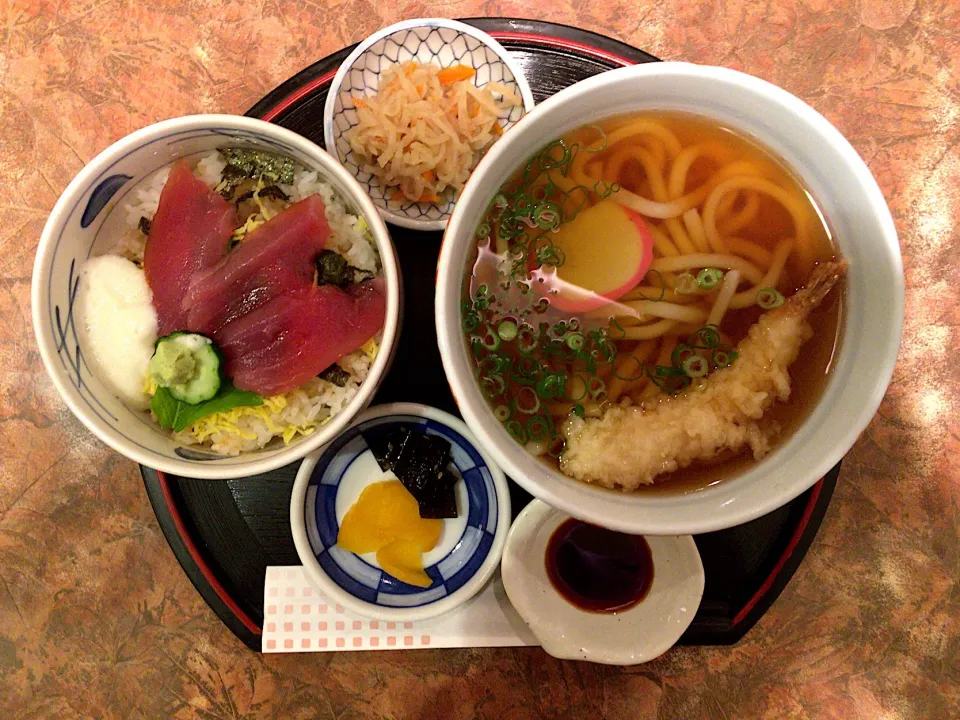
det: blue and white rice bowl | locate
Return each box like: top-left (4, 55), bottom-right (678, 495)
top-left (323, 18), bottom-right (535, 231)
top-left (31, 114), bottom-right (401, 479)
top-left (291, 402), bottom-right (511, 621)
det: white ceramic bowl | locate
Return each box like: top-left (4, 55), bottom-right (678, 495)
top-left (290, 403), bottom-right (512, 621)
top-left (501, 500), bottom-right (704, 665)
top-left (436, 63), bottom-right (904, 535)
top-left (323, 18), bottom-right (535, 231)
top-left (32, 114), bottom-right (401, 479)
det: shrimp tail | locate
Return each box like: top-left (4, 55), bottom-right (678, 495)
top-left (783, 260), bottom-right (848, 319)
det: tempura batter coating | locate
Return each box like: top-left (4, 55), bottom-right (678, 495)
top-left (560, 262), bottom-right (847, 489)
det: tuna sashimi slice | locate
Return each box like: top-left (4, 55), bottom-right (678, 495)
top-left (185, 194), bottom-right (331, 335)
top-left (144, 160), bottom-right (236, 335)
top-left (217, 279), bottom-right (386, 397)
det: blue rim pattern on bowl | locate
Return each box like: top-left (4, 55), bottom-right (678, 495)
top-left (324, 19), bottom-right (535, 231)
top-left (45, 126), bottom-right (303, 464)
top-left (303, 413), bottom-right (499, 609)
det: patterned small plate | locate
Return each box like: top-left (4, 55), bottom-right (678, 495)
top-left (290, 403), bottom-right (512, 621)
top-left (323, 18), bottom-right (536, 231)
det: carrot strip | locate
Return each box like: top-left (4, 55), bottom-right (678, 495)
top-left (437, 65), bottom-right (475, 85)
top-left (491, 123), bottom-right (503, 136)
top-left (391, 189), bottom-right (404, 201)
top-left (353, 97), bottom-right (367, 108)
top-left (418, 192), bottom-right (440, 203)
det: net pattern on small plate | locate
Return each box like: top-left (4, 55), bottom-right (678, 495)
top-left (331, 26), bottom-right (527, 225)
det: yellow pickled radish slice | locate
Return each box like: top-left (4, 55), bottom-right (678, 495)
top-left (337, 480), bottom-right (421, 554)
top-left (377, 538), bottom-right (434, 588)
top-left (337, 480), bottom-right (443, 586)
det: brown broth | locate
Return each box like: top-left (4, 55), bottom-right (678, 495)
top-left (464, 111), bottom-right (844, 493)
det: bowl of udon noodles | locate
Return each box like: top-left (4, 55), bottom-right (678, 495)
top-left (435, 62), bottom-right (903, 535)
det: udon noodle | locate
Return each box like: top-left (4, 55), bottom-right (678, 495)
top-left (462, 112), bottom-right (843, 490)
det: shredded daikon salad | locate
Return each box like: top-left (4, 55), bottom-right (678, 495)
top-left (346, 61), bottom-right (521, 204)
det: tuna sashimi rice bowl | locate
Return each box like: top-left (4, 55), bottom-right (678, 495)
top-left (76, 147), bottom-right (388, 456)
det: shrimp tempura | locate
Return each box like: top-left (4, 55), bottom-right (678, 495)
top-left (560, 262), bottom-right (848, 490)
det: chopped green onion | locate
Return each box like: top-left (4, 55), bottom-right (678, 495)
top-left (609, 317), bottom-right (627, 340)
top-left (533, 202), bottom-right (562, 230)
top-left (593, 180), bottom-right (614, 198)
top-left (587, 377), bottom-right (607, 400)
top-left (711, 346), bottom-right (738, 369)
top-left (536, 373), bottom-right (565, 400)
top-left (478, 326), bottom-right (501, 351)
top-left (517, 324), bottom-right (539, 353)
top-left (505, 420), bottom-right (527, 443)
top-left (689, 325), bottom-right (721, 349)
top-left (757, 287), bottom-right (785, 309)
top-left (566, 332), bottom-right (584, 351)
top-left (527, 415), bottom-right (550, 441)
top-left (516, 386), bottom-right (541, 414)
top-left (462, 312), bottom-right (480, 333)
top-left (571, 404), bottom-right (585, 418)
top-left (682, 355), bottom-right (710, 378)
top-left (674, 272), bottom-right (699, 295)
top-left (479, 373), bottom-right (505, 398)
top-left (497, 320), bottom-right (518, 341)
top-left (612, 354), bottom-right (645, 381)
top-left (637, 270), bottom-right (666, 302)
top-left (547, 437), bottom-right (566, 458)
top-left (548, 321), bottom-right (567, 340)
top-left (583, 124), bottom-right (608, 153)
top-left (696, 268), bottom-right (724, 290)
top-left (494, 404), bottom-right (511, 422)
top-left (671, 343), bottom-right (696, 368)
top-left (539, 140), bottom-right (571, 170)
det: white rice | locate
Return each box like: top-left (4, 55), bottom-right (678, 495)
top-left (109, 150), bottom-right (382, 455)
top-left (282, 169), bottom-right (379, 273)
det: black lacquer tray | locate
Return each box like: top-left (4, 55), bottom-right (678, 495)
top-left (141, 18), bottom-right (839, 652)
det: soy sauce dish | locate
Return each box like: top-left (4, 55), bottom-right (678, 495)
top-left (501, 499), bottom-right (704, 664)
top-left (290, 403), bottom-right (511, 621)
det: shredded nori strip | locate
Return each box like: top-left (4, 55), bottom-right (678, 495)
top-left (138, 216), bottom-right (151, 236)
top-left (221, 148), bottom-right (295, 185)
top-left (318, 364), bottom-right (351, 387)
top-left (316, 250), bottom-right (352, 288)
top-left (233, 185), bottom-right (289, 205)
top-left (369, 427), bottom-right (459, 519)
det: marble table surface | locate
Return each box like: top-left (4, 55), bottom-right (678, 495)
top-left (1, 1), bottom-right (957, 718)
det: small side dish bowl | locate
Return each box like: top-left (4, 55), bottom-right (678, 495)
top-left (32, 114), bottom-right (401, 479)
top-left (290, 403), bottom-right (512, 622)
top-left (323, 18), bottom-right (535, 231)
top-left (501, 500), bottom-right (704, 665)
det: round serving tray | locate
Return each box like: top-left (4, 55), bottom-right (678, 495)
top-left (141, 18), bottom-right (840, 652)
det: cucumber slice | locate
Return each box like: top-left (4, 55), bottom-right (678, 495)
top-left (150, 332), bottom-right (221, 404)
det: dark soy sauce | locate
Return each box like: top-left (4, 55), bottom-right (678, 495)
top-left (545, 519), bottom-right (654, 613)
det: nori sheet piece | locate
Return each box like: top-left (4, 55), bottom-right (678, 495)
top-left (315, 250), bottom-right (352, 288)
top-left (233, 185), bottom-right (289, 205)
top-left (318, 364), bottom-right (351, 387)
top-left (417, 469), bottom-right (458, 519)
top-left (369, 427), bottom-right (407, 473)
top-left (368, 427), bottom-right (459, 519)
